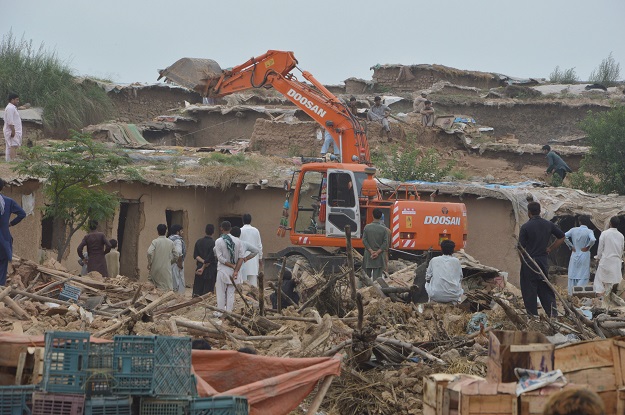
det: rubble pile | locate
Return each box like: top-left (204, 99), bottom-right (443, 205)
top-left (4, 253), bottom-right (625, 415)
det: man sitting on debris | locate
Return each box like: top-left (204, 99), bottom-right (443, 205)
top-left (270, 270), bottom-right (299, 309)
top-left (420, 100), bottom-right (435, 127)
top-left (594, 216), bottom-right (624, 303)
top-left (518, 201), bottom-right (565, 319)
top-left (542, 145), bottom-right (572, 185)
top-left (425, 240), bottom-right (464, 303)
top-left (564, 215), bottom-right (596, 295)
top-left (367, 96), bottom-right (392, 142)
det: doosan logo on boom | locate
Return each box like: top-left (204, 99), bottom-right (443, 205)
top-left (424, 216), bottom-right (461, 225)
top-left (287, 89), bottom-right (327, 117)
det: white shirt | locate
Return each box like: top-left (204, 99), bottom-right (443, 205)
top-left (425, 255), bottom-right (464, 303)
top-left (595, 227), bottom-right (624, 284)
top-left (564, 225), bottom-right (596, 281)
top-left (3, 103), bottom-right (22, 145)
top-left (239, 224), bottom-right (263, 277)
top-left (214, 234), bottom-right (246, 284)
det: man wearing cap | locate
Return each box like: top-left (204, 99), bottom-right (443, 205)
top-left (367, 96), bottom-right (392, 142)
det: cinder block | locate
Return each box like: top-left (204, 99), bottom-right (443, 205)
top-left (572, 285), bottom-right (595, 298)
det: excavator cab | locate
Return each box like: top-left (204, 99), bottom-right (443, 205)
top-left (325, 169), bottom-right (361, 238)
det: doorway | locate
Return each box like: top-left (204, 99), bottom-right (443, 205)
top-left (117, 201), bottom-right (142, 278)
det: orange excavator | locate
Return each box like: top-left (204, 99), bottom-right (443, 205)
top-left (159, 50), bottom-right (467, 272)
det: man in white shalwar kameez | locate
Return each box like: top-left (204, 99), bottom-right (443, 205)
top-left (214, 221), bottom-right (245, 315)
top-left (594, 216), bottom-right (624, 298)
top-left (564, 216), bottom-right (596, 295)
top-left (239, 214), bottom-right (263, 287)
top-left (425, 240), bottom-right (464, 303)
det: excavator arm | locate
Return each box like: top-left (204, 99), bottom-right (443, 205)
top-left (159, 50), bottom-right (370, 164)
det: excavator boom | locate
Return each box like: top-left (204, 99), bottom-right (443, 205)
top-left (159, 50), bottom-right (370, 164)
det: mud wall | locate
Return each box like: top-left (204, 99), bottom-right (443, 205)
top-left (435, 101), bottom-right (609, 144)
top-left (250, 119), bottom-right (320, 157)
top-left (110, 86), bottom-right (203, 124)
top-left (372, 67), bottom-right (501, 92)
top-left (4, 181), bottom-right (44, 263)
top-left (185, 111), bottom-right (267, 147)
top-left (434, 194), bottom-right (520, 285)
top-left (58, 183), bottom-right (289, 286)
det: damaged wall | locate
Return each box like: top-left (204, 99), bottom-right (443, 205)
top-left (435, 101), bottom-right (609, 144)
top-left (250, 119), bottom-right (320, 157)
top-left (110, 86), bottom-right (203, 124)
top-left (372, 65), bottom-right (501, 93)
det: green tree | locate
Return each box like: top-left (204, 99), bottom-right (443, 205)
top-left (588, 52), bottom-right (621, 86)
top-left (574, 107), bottom-right (625, 194)
top-left (14, 132), bottom-right (140, 261)
top-left (372, 144), bottom-right (455, 182)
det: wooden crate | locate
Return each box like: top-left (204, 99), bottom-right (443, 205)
top-left (423, 373), bottom-right (456, 415)
top-left (444, 376), bottom-right (517, 415)
top-left (519, 384), bottom-right (582, 415)
top-left (554, 339), bottom-right (619, 393)
top-left (487, 331), bottom-right (554, 383)
top-left (599, 390), bottom-right (618, 415)
top-left (423, 403), bottom-right (437, 415)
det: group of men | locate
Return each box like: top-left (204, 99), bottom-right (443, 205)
top-left (519, 201), bottom-right (625, 319)
top-left (146, 214), bottom-right (264, 314)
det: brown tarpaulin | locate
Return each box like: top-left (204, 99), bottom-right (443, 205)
top-left (193, 350), bottom-right (341, 415)
top-left (0, 334), bottom-right (341, 415)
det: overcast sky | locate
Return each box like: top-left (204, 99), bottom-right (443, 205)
top-left (2, 0), bottom-right (624, 86)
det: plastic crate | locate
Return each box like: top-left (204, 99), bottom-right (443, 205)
top-left (32, 392), bottom-right (84, 415)
top-left (190, 396), bottom-right (249, 415)
top-left (113, 335), bottom-right (193, 396)
top-left (140, 398), bottom-right (189, 415)
top-left (59, 284), bottom-right (81, 302)
top-left (42, 331), bottom-right (90, 394)
top-left (86, 343), bottom-right (115, 397)
top-left (153, 337), bottom-right (194, 396)
top-left (0, 385), bottom-right (37, 415)
top-left (85, 396), bottom-right (132, 415)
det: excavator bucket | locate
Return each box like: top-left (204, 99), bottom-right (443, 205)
top-left (157, 58), bottom-right (222, 95)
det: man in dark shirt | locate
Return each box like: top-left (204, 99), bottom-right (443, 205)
top-left (192, 224), bottom-right (217, 297)
top-left (542, 145), bottom-right (572, 184)
top-left (270, 270), bottom-right (299, 309)
top-left (519, 201), bottom-right (565, 318)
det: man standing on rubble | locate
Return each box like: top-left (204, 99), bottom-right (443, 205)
top-left (413, 92), bottom-right (428, 113)
top-left (0, 178), bottom-right (26, 286)
top-left (594, 216), bottom-right (624, 302)
top-left (238, 214), bottom-right (263, 287)
top-left (518, 201), bottom-right (565, 318)
top-left (214, 221), bottom-right (245, 315)
top-left (362, 208), bottom-right (389, 280)
top-left (192, 224), bottom-right (217, 297)
top-left (564, 215), bottom-right (596, 294)
top-left (542, 145), bottom-right (572, 185)
top-left (425, 240), bottom-right (464, 303)
top-left (147, 224), bottom-right (177, 291)
top-left (367, 96), bottom-right (392, 142)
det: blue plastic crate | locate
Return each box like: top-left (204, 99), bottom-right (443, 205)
top-left (0, 385), bottom-right (37, 415)
top-left (59, 284), bottom-right (81, 302)
top-left (112, 335), bottom-right (193, 396)
top-left (87, 343), bottom-right (115, 396)
top-left (85, 397), bottom-right (132, 415)
top-left (140, 398), bottom-right (189, 415)
top-left (190, 396), bottom-right (248, 415)
top-left (42, 331), bottom-right (90, 394)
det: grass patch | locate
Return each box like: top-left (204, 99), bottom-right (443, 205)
top-left (199, 152), bottom-right (248, 166)
top-left (0, 32), bottom-right (114, 135)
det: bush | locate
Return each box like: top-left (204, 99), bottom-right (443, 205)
top-left (588, 52), bottom-right (621, 86)
top-left (576, 106), bottom-right (625, 194)
top-left (372, 141), bottom-right (455, 182)
top-left (549, 66), bottom-right (579, 84)
top-left (0, 32), bottom-right (113, 135)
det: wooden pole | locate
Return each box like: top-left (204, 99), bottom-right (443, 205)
top-left (345, 225), bottom-right (357, 302)
top-left (277, 257), bottom-right (287, 312)
top-left (306, 375), bottom-right (336, 415)
top-left (375, 337), bottom-right (446, 364)
top-left (258, 271), bottom-right (265, 316)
